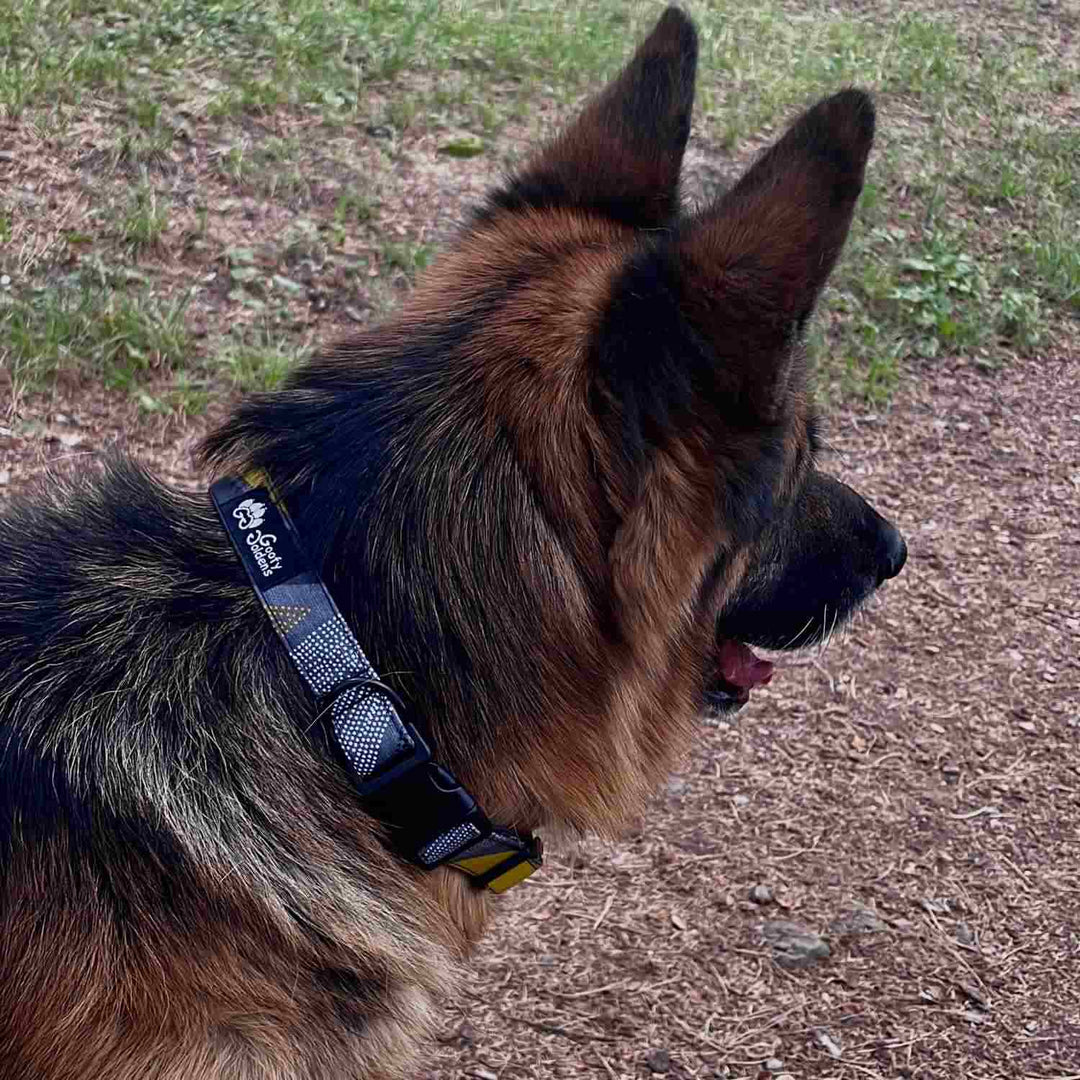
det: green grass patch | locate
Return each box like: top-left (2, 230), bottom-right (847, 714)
top-left (2, 0), bottom-right (1075, 404)
top-left (820, 218), bottom-right (1051, 392)
top-left (210, 324), bottom-right (307, 392)
top-left (0, 0), bottom-right (651, 120)
top-left (0, 264), bottom-right (192, 393)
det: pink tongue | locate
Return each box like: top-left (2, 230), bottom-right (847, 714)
top-left (717, 639), bottom-right (775, 690)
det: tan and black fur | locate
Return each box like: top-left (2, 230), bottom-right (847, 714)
top-left (0, 9), bottom-right (905, 1078)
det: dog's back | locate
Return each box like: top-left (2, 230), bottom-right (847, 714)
top-left (0, 460), bottom-right (464, 1078)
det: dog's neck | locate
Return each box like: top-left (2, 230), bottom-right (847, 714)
top-left (212, 470), bottom-right (544, 892)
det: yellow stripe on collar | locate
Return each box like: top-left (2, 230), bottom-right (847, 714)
top-left (451, 836), bottom-right (544, 893)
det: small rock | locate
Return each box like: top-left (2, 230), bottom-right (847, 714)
top-left (645, 1048), bottom-right (671, 1074)
top-left (815, 1029), bottom-right (842, 1059)
top-left (955, 921), bottom-right (976, 946)
top-left (750, 884), bottom-right (773, 904)
top-left (0, 273), bottom-right (10, 287)
top-left (0, 470), bottom-right (10, 486)
top-left (733, 794), bottom-right (750, 807)
top-left (471, 1070), bottom-right (498, 1080)
top-left (666, 777), bottom-right (688, 796)
top-left (762, 920), bottom-right (830, 967)
top-left (763, 1058), bottom-right (784, 1073)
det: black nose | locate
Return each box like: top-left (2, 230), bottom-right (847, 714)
top-left (877, 521), bottom-right (907, 584)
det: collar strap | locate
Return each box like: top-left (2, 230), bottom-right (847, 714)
top-left (210, 471), bottom-right (542, 894)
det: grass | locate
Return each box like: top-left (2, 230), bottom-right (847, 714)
top-left (1027, 227), bottom-right (1080, 312)
top-left (214, 325), bottom-right (305, 392)
top-left (0, 0), bottom-right (638, 121)
top-left (0, 0), bottom-right (1076, 408)
top-left (121, 186), bottom-right (171, 251)
top-left (0, 263), bottom-right (192, 393)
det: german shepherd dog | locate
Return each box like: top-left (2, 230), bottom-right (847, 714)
top-left (0, 8), bottom-right (905, 1078)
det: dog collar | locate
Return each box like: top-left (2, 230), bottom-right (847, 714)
top-left (210, 471), bottom-right (542, 893)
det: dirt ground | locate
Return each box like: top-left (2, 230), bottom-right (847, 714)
top-left (422, 350), bottom-right (1080, 1080)
top-left (2, 75), bottom-right (1079, 1080)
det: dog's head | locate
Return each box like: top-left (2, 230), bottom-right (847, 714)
top-left (429, 7), bottom-right (905, 711)
top-left (205, 7), bottom-right (904, 834)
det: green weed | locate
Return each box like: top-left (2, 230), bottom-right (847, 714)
top-left (334, 191), bottom-right (376, 226)
top-left (1026, 232), bottom-right (1080, 311)
top-left (121, 186), bottom-right (170, 251)
top-left (887, 236), bottom-right (987, 358)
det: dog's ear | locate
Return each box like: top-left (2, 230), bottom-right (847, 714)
top-left (675, 88), bottom-right (875, 418)
top-left (486, 6), bottom-right (697, 228)
top-left (590, 90), bottom-right (874, 457)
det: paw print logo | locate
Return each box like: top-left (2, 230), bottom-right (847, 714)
top-left (233, 498), bottom-right (267, 531)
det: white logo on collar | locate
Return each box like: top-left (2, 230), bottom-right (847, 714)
top-left (233, 498), bottom-right (266, 531)
top-left (233, 498), bottom-right (282, 578)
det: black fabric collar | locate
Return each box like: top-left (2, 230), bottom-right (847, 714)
top-left (211, 471), bottom-right (542, 893)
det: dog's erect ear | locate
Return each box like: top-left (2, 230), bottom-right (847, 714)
top-left (487, 7), bottom-right (697, 228)
top-left (676, 89), bottom-right (875, 416)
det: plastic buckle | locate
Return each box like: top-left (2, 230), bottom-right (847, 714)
top-left (472, 834), bottom-right (545, 893)
top-left (321, 677), bottom-right (493, 867)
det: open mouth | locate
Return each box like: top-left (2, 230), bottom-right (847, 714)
top-left (705, 638), bottom-right (775, 713)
